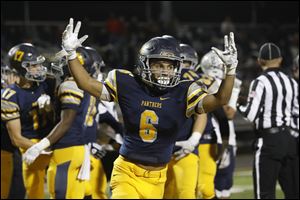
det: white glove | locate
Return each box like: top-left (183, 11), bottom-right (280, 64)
top-left (37, 94), bottom-right (51, 109)
top-left (115, 133), bottom-right (123, 145)
top-left (22, 138), bottom-right (51, 165)
top-left (89, 142), bottom-right (107, 159)
top-left (174, 132), bottom-right (202, 161)
top-left (217, 148), bottom-right (231, 169)
top-left (57, 18), bottom-right (89, 60)
top-left (211, 32), bottom-right (238, 75)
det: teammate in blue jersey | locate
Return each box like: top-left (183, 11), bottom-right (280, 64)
top-left (29, 18), bottom-right (238, 199)
top-left (1, 43), bottom-right (55, 198)
top-left (82, 46), bottom-right (108, 199)
top-left (163, 42), bottom-right (208, 199)
top-left (22, 46), bottom-right (104, 198)
top-left (199, 50), bottom-right (242, 199)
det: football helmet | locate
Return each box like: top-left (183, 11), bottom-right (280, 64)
top-left (8, 43), bottom-right (47, 82)
top-left (162, 35), bottom-right (180, 46)
top-left (85, 46), bottom-right (105, 79)
top-left (137, 36), bottom-right (182, 89)
top-left (1, 63), bottom-right (11, 87)
top-left (197, 50), bottom-right (225, 80)
top-left (76, 47), bottom-right (96, 77)
top-left (180, 43), bottom-right (198, 69)
top-left (50, 57), bottom-right (66, 78)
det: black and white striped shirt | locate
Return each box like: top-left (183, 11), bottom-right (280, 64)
top-left (238, 68), bottom-right (299, 131)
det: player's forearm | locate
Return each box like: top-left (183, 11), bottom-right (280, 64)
top-left (46, 120), bottom-right (72, 145)
top-left (215, 75), bottom-right (235, 105)
top-left (11, 136), bottom-right (35, 150)
top-left (192, 113), bottom-right (207, 134)
top-left (68, 58), bottom-right (103, 98)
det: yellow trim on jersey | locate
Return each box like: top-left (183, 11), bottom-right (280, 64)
top-left (1, 88), bottom-right (16, 100)
top-left (118, 69), bottom-right (134, 76)
top-left (188, 70), bottom-right (199, 77)
top-left (104, 70), bottom-right (118, 102)
top-left (60, 90), bottom-right (84, 98)
top-left (60, 95), bottom-right (81, 105)
top-left (187, 88), bottom-right (203, 102)
top-left (1, 112), bottom-right (20, 121)
top-left (1, 99), bottom-right (20, 110)
top-left (187, 93), bottom-right (207, 111)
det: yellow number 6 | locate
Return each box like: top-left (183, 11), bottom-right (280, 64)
top-left (139, 110), bottom-right (159, 143)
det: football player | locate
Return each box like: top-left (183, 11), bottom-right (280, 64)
top-left (1, 43), bottom-right (55, 198)
top-left (30, 18), bottom-right (238, 199)
top-left (82, 46), bottom-right (108, 199)
top-left (199, 50), bottom-right (242, 199)
top-left (1, 64), bottom-right (16, 199)
top-left (163, 42), bottom-right (206, 199)
top-left (22, 47), bottom-right (104, 199)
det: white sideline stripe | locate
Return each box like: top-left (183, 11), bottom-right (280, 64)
top-left (255, 138), bottom-right (263, 199)
top-left (234, 171), bottom-right (252, 176)
top-left (231, 185), bottom-right (281, 193)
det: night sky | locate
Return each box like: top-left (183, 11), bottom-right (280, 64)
top-left (1, 1), bottom-right (299, 24)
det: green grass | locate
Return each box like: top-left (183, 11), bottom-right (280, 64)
top-left (231, 170), bottom-right (284, 199)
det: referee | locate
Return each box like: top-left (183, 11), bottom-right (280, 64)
top-left (238, 43), bottom-right (299, 199)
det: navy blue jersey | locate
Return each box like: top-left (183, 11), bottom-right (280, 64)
top-left (172, 68), bottom-right (201, 154)
top-left (198, 73), bottom-right (220, 144)
top-left (1, 82), bottom-right (55, 139)
top-left (84, 95), bottom-right (98, 144)
top-left (52, 78), bottom-right (90, 149)
top-left (1, 121), bottom-right (15, 152)
top-left (104, 69), bottom-right (207, 165)
top-left (200, 112), bottom-right (217, 144)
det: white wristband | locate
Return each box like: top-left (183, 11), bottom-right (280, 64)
top-left (67, 51), bottom-right (77, 60)
top-left (189, 131), bottom-right (202, 147)
top-left (226, 61), bottom-right (238, 75)
top-left (36, 138), bottom-right (50, 151)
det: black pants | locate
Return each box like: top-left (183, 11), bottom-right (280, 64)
top-left (8, 149), bottom-right (25, 199)
top-left (252, 128), bottom-right (299, 199)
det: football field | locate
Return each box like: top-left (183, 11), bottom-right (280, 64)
top-left (230, 154), bottom-right (284, 199)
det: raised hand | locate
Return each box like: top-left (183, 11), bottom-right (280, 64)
top-left (211, 32), bottom-right (238, 75)
top-left (56, 18), bottom-right (88, 60)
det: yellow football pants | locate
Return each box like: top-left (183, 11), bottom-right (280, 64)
top-left (197, 143), bottom-right (218, 199)
top-left (164, 153), bottom-right (199, 199)
top-left (84, 155), bottom-right (108, 199)
top-left (1, 150), bottom-right (13, 199)
top-left (20, 139), bottom-right (51, 199)
top-left (110, 155), bottom-right (167, 199)
top-left (47, 145), bottom-right (85, 199)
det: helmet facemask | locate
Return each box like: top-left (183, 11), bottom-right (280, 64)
top-left (139, 56), bottom-right (182, 90)
top-left (22, 55), bottom-right (47, 82)
top-left (92, 60), bottom-right (105, 79)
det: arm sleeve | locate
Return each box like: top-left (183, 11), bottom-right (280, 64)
top-left (1, 88), bottom-right (20, 121)
top-left (228, 78), bottom-right (242, 110)
top-left (58, 80), bottom-right (84, 111)
top-left (186, 81), bottom-right (208, 118)
top-left (103, 70), bottom-right (118, 102)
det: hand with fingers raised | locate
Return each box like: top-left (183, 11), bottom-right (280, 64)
top-left (211, 32), bottom-right (238, 76)
top-left (57, 18), bottom-right (89, 60)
